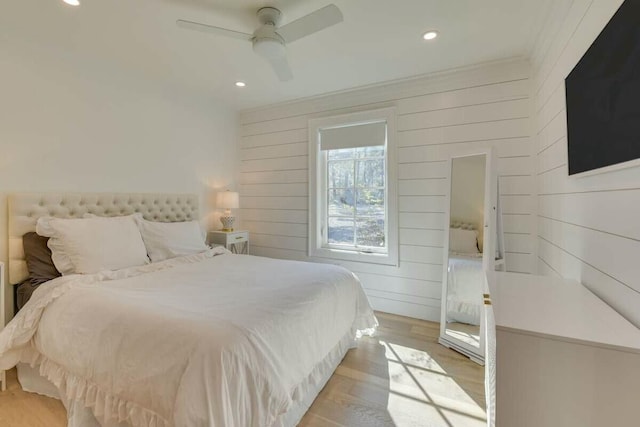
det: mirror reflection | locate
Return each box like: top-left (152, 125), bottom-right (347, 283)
top-left (445, 154), bottom-right (487, 350)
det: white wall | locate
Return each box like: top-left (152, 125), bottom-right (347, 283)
top-left (238, 59), bottom-right (536, 321)
top-left (0, 39), bottom-right (238, 322)
top-left (531, 0), bottom-right (640, 327)
top-left (451, 155), bottom-right (486, 249)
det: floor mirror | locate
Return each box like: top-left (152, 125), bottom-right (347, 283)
top-left (439, 148), bottom-right (500, 364)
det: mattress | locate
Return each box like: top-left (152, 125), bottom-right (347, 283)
top-left (1, 249), bottom-right (377, 427)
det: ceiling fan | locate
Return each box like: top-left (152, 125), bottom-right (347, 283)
top-left (177, 4), bottom-right (343, 82)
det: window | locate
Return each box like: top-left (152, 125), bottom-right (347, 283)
top-left (309, 108), bottom-right (398, 265)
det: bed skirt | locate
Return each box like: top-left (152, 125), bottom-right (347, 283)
top-left (17, 330), bottom-right (357, 427)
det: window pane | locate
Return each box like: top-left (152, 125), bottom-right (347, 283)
top-left (356, 218), bottom-right (385, 248)
top-left (356, 189), bottom-right (385, 216)
top-left (356, 159), bottom-right (385, 188)
top-left (328, 189), bottom-right (355, 216)
top-left (328, 148), bottom-right (355, 160)
top-left (328, 160), bottom-right (354, 189)
top-left (328, 217), bottom-right (354, 245)
top-left (357, 146), bottom-right (385, 158)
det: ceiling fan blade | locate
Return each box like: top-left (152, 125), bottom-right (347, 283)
top-left (277, 4), bottom-right (343, 43)
top-left (176, 19), bottom-right (253, 41)
top-left (265, 54), bottom-right (294, 82)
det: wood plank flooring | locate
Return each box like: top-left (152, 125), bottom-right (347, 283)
top-left (0, 368), bottom-right (66, 427)
top-left (0, 312), bottom-right (485, 426)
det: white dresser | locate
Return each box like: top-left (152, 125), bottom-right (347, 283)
top-left (485, 272), bottom-right (640, 427)
top-left (0, 261), bottom-right (5, 391)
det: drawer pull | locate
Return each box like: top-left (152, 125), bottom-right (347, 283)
top-left (484, 300), bottom-right (492, 306)
top-left (483, 293), bottom-right (490, 299)
top-left (235, 236), bottom-right (244, 240)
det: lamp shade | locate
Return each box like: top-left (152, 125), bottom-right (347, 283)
top-left (216, 191), bottom-right (239, 209)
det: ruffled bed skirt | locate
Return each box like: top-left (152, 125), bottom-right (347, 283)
top-left (18, 328), bottom-right (363, 427)
top-left (22, 349), bottom-right (168, 427)
top-left (447, 297), bottom-right (481, 326)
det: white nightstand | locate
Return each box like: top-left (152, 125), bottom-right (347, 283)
top-left (208, 230), bottom-right (249, 255)
top-left (0, 262), bottom-right (5, 391)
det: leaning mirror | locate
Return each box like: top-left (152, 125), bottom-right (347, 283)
top-left (439, 149), bottom-right (498, 365)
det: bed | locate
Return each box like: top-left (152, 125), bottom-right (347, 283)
top-left (0, 193), bottom-right (377, 427)
top-left (446, 224), bottom-right (484, 326)
top-left (447, 253), bottom-right (484, 326)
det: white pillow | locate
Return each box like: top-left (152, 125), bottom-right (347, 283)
top-left (36, 215), bottom-right (149, 275)
top-left (449, 228), bottom-right (479, 254)
top-left (135, 217), bottom-right (208, 263)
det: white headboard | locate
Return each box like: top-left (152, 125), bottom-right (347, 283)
top-left (8, 192), bottom-right (199, 285)
top-left (450, 219), bottom-right (477, 230)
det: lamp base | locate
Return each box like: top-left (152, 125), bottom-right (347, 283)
top-left (220, 216), bottom-right (235, 232)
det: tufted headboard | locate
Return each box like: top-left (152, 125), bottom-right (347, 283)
top-left (8, 192), bottom-right (199, 285)
top-left (449, 219), bottom-right (477, 230)
top-left (450, 218), bottom-right (483, 252)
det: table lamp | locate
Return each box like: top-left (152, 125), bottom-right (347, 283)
top-left (216, 190), bottom-right (239, 231)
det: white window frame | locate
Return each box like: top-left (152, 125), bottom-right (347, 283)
top-left (308, 107), bottom-right (398, 266)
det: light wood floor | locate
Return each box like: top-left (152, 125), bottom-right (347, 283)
top-left (0, 312), bottom-right (485, 427)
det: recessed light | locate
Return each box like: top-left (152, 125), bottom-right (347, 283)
top-left (63, 0), bottom-right (80, 6)
top-left (235, 81), bottom-right (246, 88)
top-left (422, 30), bottom-right (438, 41)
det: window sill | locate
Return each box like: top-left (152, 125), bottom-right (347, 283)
top-left (310, 247), bottom-right (398, 266)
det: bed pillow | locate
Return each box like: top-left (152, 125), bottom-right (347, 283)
top-left (449, 228), bottom-right (480, 254)
top-left (135, 217), bottom-right (209, 263)
top-left (23, 232), bottom-right (61, 285)
top-left (16, 280), bottom-right (41, 310)
top-left (36, 215), bottom-right (149, 275)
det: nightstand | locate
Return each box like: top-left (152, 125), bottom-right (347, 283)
top-left (208, 230), bottom-right (249, 254)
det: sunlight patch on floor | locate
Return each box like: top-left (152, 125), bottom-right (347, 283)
top-left (382, 341), bottom-right (448, 375)
top-left (381, 340), bottom-right (486, 427)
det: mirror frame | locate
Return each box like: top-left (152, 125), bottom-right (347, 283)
top-left (438, 147), bottom-right (498, 364)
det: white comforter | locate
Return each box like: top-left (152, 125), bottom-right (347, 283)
top-left (447, 253), bottom-right (484, 325)
top-left (0, 249), bottom-right (376, 427)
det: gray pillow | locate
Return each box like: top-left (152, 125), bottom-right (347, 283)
top-left (23, 232), bottom-right (61, 285)
top-left (16, 281), bottom-right (40, 310)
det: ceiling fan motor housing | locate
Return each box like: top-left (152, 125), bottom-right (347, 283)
top-left (257, 7), bottom-right (283, 26)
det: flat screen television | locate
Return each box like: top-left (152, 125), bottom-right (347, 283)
top-left (565, 0), bottom-right (640, 176)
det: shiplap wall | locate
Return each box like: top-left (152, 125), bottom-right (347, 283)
top-left (238, 60), bottom-right (535, 321)
top-left (531, 0), bottom-right (640, 327)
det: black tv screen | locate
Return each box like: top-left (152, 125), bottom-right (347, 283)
top-left (565, 0), bottom-right (640, 175)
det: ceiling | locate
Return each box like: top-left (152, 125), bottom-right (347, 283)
top-left (4, 0), bottom-right (553, 110)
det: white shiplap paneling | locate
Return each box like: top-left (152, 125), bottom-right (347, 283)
top-left (239, 59), bottom-right (535, 321)
top-left (531, 0), bottom-right (640, 327)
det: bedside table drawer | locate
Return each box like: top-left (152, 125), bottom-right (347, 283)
top-left (227, 231), bottom-right (248, 244)
top-left (208, 230), bottom-right (250, 255)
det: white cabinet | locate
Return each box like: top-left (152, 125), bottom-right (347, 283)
top-left (0, 262), bottom-right (5, 391)
top-left (484, 272), bottom-right (640, 427)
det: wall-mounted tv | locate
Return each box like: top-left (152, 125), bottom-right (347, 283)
top-left (565, 0), bottom-right (640, 176)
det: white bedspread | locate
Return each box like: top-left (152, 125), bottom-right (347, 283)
top-left (0, 249), bottom-right (376, 427)
top-left (447, 254), bottom-right (484, 326)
